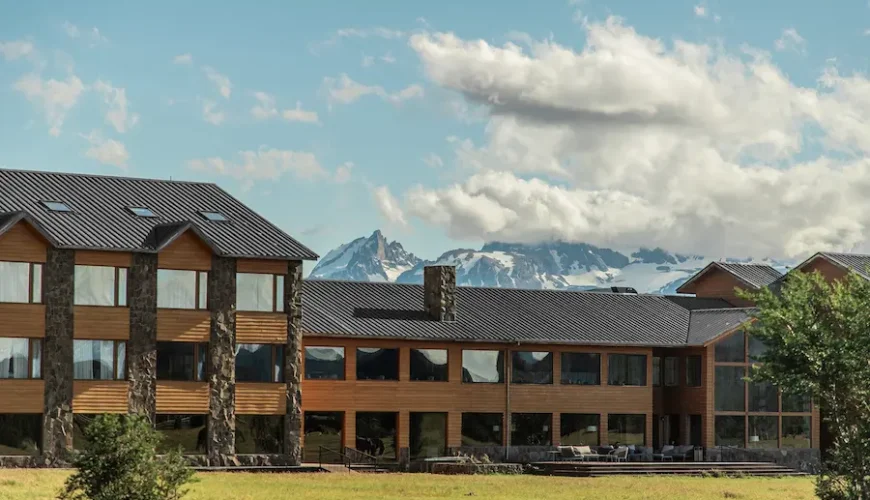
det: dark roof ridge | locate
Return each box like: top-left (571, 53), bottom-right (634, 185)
top-left (0, 167), bottom-right (215, 186)
top-left (690, 307), bottom-right (757, 313)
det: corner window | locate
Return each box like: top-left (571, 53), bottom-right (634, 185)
top-left (0, 261), bottom-right (43, 304)
top-left (73, 340), bottom-right (126, 380)
top-left (561, 352), bottom-right (600, 385)
top-left (511, 351), bottom-right (553, 384)
top-left (664, 357), bottom-right (679, 386)
top-left (236, 343), bottom-right (284, 383)
top-left (356, 347), bottom-right (398, 381)
top-left (157, 342), bottom-right (208, 381)
top-left (686, 355), bottom-right (702, 387)
top-left (304, 346), bottom-right (345, 380)
top-left (0, 338), bottom-right (41, 379)
top-left (410, 348), bottom-right (448, 381)
top-left (236, 273), bottom-right (284, 312)
top-left (607, 354), bottom-right (647, 386)
top-left (157, 270), bottom-right (208, 309)
top-left (74, 265), bottom-right (128, 306)
top-left (461, 350), bottom-right (504, 383)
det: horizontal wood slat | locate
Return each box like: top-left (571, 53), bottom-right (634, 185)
top-left (156, 381), bottom-right (209, 414)
top-left (236, 383), bottom-right (286, 415)
top-left (158, 232), bottom-right (212, 271)
top-left (74, 306), bottom-right (130, 339)
top-left (75, 251), bottom-right (132, 267)
top-left (237, 259), bottom-right (287, 275)
top-left (0, 380), bottom-right (44, 413)
top-left (0, 304), bottom-right (45, 338)
top-left (0, 223), bottom-right (47, 263)
top-left (237, 313), bottom-right (287, 343)
top-left (157, 310), bottom-right (210, 342)
top-left (72, 381), bottom-right (129, 413)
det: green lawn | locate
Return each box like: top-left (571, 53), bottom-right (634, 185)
top-left (0, 470), bottom-right (816, 500)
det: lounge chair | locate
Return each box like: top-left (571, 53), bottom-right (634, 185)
top-left (574, 445), bottom-right (604, 461)
top-left (608, 446), bottom-right (629, 462)
top-left (672, 445), bottom-right (695, 461)
top-left (653, 445), bottom-right (674, 461)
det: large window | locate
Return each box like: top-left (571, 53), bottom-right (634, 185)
top-left (157, 270), bottom-right (208, 309)
top-left (782, 390), bottom-right (812, 413)
top-left (157, 342), bottom-right (207, 381)
top-left (748, 416), bottom-right (778, 449)
top-left (73, 340), bottom-right (126, 380)
top-left (652, 357), bottom-right (661, 386)
top-left (715, 331), bottom-right (745, 362)
top-left (356, 412), bottom-right (397, 460)
top-left (155, 414), bottom-right (207, 454)
top-left (749, 380), bottom-right (779, 412)
top-left (410, 348), bottom-right (448, 382)
top-left (304, 346), bottom-right (345, 380)
top-left (410, 412), bottom-right (447, 459)
top-left (511, 413), bottom-right (551, 446)
top-left (236, 344), bottom-right (283, 382)
top-left (561, 352), bottom-right (600, 385)
top-left (356, 348), bottom-right (399, 381)
top-left (782, 416), bottom-right (811, 449)
top-left (715, 415), bottom-right (745, 447)
top-left (0, 338), bottom-right (41, 379)
top-left (607, 414), bottom-right (645, 446)
top-left (236, 273), bottom-right (284, 312)
top-left (461, 413), bottom-right (502, 446)
top-left (303, 412), bottom-right (343, 463)
top-left (461, 350), bottom-right (504, 383)
top-left (664, 357), bottom-right (679, 386)
top-left (511, 351), bottom-right (552, 384)
top-left (236, 415), bottom-right (284, 454)
top-left (748, 335), bottom-right (768, 363)
top-left (608, 354), bottom-right (647, 386)
top-left (74, 265), bottom-right (127, 306)
top-left (0, 414), bottom-right (41, 455)
top-left (714, 366), bottom-right (745, 411)
top-left (0, 261), bottom-right (42, 303)
top-left (560, 414), bottom-right (599, 446)
top-left (686, 355), bottom-right (702, 387)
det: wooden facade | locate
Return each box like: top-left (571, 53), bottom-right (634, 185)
top-left (158, 231), bottom-right (213, 271)
top-left (156, 382), bottom-right (210, 414)
top-left (679, 266), bottom-right (755, 306)
top-left (74, 306), bottom-right (130, 340)
top-left (72, 381), bottom-right (130, 413)
top-left (0, 223), bottom-right (47, 263)
top-left (156, 310), bottom-right (211, 342)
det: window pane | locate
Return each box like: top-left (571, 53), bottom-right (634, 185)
top-left (410, 348), bottom-right (448, 381)
top-left (782, 390), bottom-right (812, 413)
top-left (157, 270), bottom-right (197, 309)
top-left (116, 342), bottom-right (126, 380)
top-left (275, 275), bottom-right (284, 312)
top-left (73, 340), bottom-right (115, 380)
top-left (560, 414), bottom-right (599, 446)
top-left (117, 268), bottom-right (127, 306)
top-left (236, 344), bottom-right (275, 382)
top-left (652, 357), bottom-right (661, 387)
top-left (303, 412), bottom-right (343, 463)
top-left (748, 335), bottom-right (768, 363)
top-left (561, 352), bottom-right (600, 385)
top-left (157, 342), bottom-right (195, 380)
top-left (715, 366), bottom-right (745, 411)
top-left (198, 272), bottom-right (208, 309)
top-left (512, 351), bottom-right (552, 384)
top-left (462, 350), bottom-right (504, 383)
top-left (748, 416), bottom-right (778, 449)
top-left (74, 265), bottom-right (115, 306)
top-left (715, 331), bottom-right (745, 362)
top-left (664, 357), bottom-right (679, 386)
top-left (0, 414), bottom-right (41, 455)
top-left (31, 264), bottom-right (42, 303)
top-left (688, 414), bottom-right (703, 446)
top-left (356, 348), bottom-right (398, 381)
top-left (686, 355), bottom-right (702, 387)
top-left (236, 273), bottom-right (274, 312)
top-left (356, 412), bottom-right (397, 460)
top-left (715, 415), bottom-right (745, 447)
top-left (31, 339), bottom-right (41, 379)
top-left (607, 414), bottom-right (645, 446)
top-left (782, 416), bottom-right (811, 449)
top-left (0, 338), bottom-right (29, 379)
top-left (197, 343), bottom-right (207, 381)
top-left (0, 261), bottom-right (29, 303)
top-left (155, 414), bottom-right (207, 454)
top-left (274, 346), bottom-right (284, 383)
top-left (236, 415), bottom-right (284, 454)
top-left (461, 413), bottom-right (502, 446)
top-left (410, 412), bottom-right (446, 459)
top-left (511, 413), bottom-right (551, 446)
top-left (608, 354), bottom-right (647, 386)
top-left (304, 347), bottom-right (345, 380)
top-left (749, 380), bottom-right (779, 412)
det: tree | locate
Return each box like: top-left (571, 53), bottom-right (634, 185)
top-left (740, 270), bottom-right (870, 500)
top-left (59, 414), bottom-right (195, 500)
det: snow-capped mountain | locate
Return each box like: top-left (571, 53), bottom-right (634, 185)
top-left (309, 231), bottom-right (792, 294)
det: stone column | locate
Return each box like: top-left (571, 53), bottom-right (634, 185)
top-left (423, 265), bottom-right (456, 321)
top-left (283, 260), bottom-right (303, 465)
top-left (208, 256), bottom-right (236, 465)
top-left (128, 253), bottom-right (157, 420)
top-left (42, 248), bottom-right (75, 464)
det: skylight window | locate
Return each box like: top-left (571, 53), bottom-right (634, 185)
top-left (199, 211), bottom-right (228, 222)
top-left (128, 207), bottom-right (157, 218)
top-left (41, 201), bottom-right (72, 212)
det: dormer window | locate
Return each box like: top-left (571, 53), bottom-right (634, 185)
top-left (41, 201), bottom-right (72, 212)
top-left (199, 211), bottom-right (228, 222)
top-left (127, 207), bottom-right (157, 218)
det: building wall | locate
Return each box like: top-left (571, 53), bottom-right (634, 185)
top-left (652, 346), bottom-right (709, 447)
top-left (686, 268), bottom-right (755, 306)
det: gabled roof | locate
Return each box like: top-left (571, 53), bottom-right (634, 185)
top-left (0, 168), bottom-right (317, 260)
top-left (0, 210), bottom-right (58, 246)
top-left (687, 308), bottom-right (754, 345)
top-left (819, 252), bottom-right (870, 279)
top-left (676, 261), bottom-right (782, 294)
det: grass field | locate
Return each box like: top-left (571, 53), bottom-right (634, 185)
top-left (0, 470), bottom-right (816, 500)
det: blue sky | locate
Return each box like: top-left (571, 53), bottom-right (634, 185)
top-left (3, 1), bottom-right (870, 271)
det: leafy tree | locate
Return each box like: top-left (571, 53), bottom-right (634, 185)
top-left (59, 414), bottom-right (195, 500)
top-left (740, 270), bottom-right (870, 500)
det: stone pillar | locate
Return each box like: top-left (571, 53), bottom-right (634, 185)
top-left (128, 253), bottom-right (157, 420)
top-left (423, 265), bottom-right (456, 321)
top-left (283, 260), bottom-right (303, 465)
top-left (42, 248), bottom-right (75, 464)
top-left (208, 256), bottom-right (236, 465)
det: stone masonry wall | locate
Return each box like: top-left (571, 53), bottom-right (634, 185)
top-left (127, 253), bottom-right (157, 420)
top-left (706, 447), bottom-right (821, 473)
top-left (423, 266), bottom-right (456, 322)
top-left (208, 256), bottom-right (236, 465)
top-left (42, 248), bottom-right (75, 465)
top-left (283, 260), bottom-right (303, 465)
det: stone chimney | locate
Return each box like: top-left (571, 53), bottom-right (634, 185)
top-left (424, 265), bottom-right (456, 322)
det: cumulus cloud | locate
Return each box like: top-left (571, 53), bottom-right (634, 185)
top-left (694, 5), bottom-right (707, 17)
top-left (775, 28), bottom-right (806, 53)
top-left (372, 186), bottom-right (408, 227)
top-left (322, 74), bottom-right (424, 107)
top-left (423, 153), bottom-right (444, 168)
top-left (187, 147), bottom-right (326, 190)
top-left (397, 18), bottom-right (870, 258)
top-left (334, 161), bottom-right (354, 183)
top-left (202, 66), bottom-right (232, 98)
top-left (63, 22), bottom-right (108, 46)
top-left (173, 53), bottom-right (193, 65)
top-left (93, 80), bottom-right (139, 133)
top-left (0, 40), bottom-right (35, 60)
top-left (14, 73), bottom-right (85, 136)
top-left (201, 99), bottom-right (225, 125)
top-left (250, 92), bottom-right (319, 123)
top-left (80, 130), bottom-right (129, 169)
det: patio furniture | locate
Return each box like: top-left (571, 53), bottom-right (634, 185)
top-left (608, 446), bottom-right (629, 462)
top-left (653, 445), bottom-right (675, 462)
top-left (557, 445), bottom-right (604, 461)
top-left (672, 445), bottom-right (695, 461)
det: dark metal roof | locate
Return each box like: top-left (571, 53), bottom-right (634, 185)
top-left (301, 280), bottom-right (750, 347)
top-left (821, 252), bottom-right (870, 279)
top-left (677, 261), bottom-right (782, 293)
top-left (687, 308), bottom-right (754, 345)
top-left (0, 168), bottom-right (317, 260)
top-left (663, 295), bottom-right (734, 310)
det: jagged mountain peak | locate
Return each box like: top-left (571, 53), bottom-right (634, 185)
top-left (309, 230), bottom-right (420, 282)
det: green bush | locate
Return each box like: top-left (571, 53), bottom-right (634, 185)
top-left (59, 414), bottom-right (195, 500)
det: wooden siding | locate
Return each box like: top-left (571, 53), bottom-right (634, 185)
top-left (75, 251), bottom-right (132, 267)
top-left (74, 306), bottom-right (130, 339)
top-left (158, 231), bottom-right (212, 271)
top-left (237, 259), bottom-right (287, 275)
top-left (156, 381), bottom-right (209, 414)
top-left (236, 312), bottom-right (287, 343)
top-left (157, 310), bottom-right (210, 342)
top-left (73, 381), bottom-right (129, 413)
top-left (801, 257), bottom-right (849, 283)
top-left (0, 380), bottom-right (44, 413)
top-left (0, 222), bottom-right (47, 263)
top-left (0, 304), bottom-right (45, 338)
top-left (236, 383), bottom-right (286, 415)
top-left (687, 268), bottom-right (754, 306)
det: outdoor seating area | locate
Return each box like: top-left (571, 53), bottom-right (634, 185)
top-left (556, 445), bottom-right (700, 463)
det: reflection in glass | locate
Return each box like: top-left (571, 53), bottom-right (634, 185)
top-left (155, 414), bottom-right (207, 454)
top-left (305, 347), bottom-right (345, 380)
top-left (31, 339), bottom-right (41, 379)
top-left (0, 414), bottom-right (41, 455)
top-left (749, 379), bottom-right (779, 412)
top-left (31, 263), bottom-right (42, 303)
top-left (236, 344), bottom-right (278, 382)
top-left (782, 390), bottom-right (812, 412)
top-left (560, 414), bottom-right (599, 446)
top-left (115, 341), bottom-right (126, 380)
top-left (607, 414), bottom-right (645, 446)
top-left (561, 352), bottom-right (600, 385)
top-left (715, 415), bottom-right (745, 447)
top-left (748, 416), bottom-right (778, 449)
top-left (652, 357), bottom-right (661, 386)
top-left (664, 357), bottom-right (679, 386)
top-left (608, 354), bottom-right (647, 386)
top-left (715, 366), bottom-right (745, 411)
top-left (715, 331), bottom-right (745, 362)
top-left (748, 335), bottom-right (768, 363)
top-left (0, 261), bottom-right (29, 303)
top-left (461, 413), bottom-right (502, 446)
top-left (236, 273), bottom-right (274, 312)
top-left (74, 265), bottom-right (116, 306)
top-left (356, 348), bottom-right (399, 381)
top-left (461, 350), bottom-right (504, 383)
top-left (356, 412), bottom-right (397, 460)
top-left (236, 415), bottom-right (284, 454)
top-left (73, 340), bottom-right (115, 380)
top-left (511, 413), bottom-right (551, 446)
top-left (782, 416), bottom-right (811, 448)
top-left (410, 348), bottom-right (448, 381)
top-left (511, 351), bottom-right (552, 384)
top-left (410, 412), bottom-right (447, 459)
top-left (157, 342), bottom-right (195, 380)
top-left (157, 269), bottom-right (197, 309)
top-left (303, 411), bottom-right (343, 463)
top-left (686, 355), bottom-right (702, 387)
top-left (0, 338), bottom-right (28, 379)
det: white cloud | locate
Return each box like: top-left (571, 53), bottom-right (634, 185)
top-left (362, 52), bottom-right (397, 68)
top-left (250, 92), bottom-right (319, 124)
top-left (775, 28), bottom-right (806, 53)
top-left (89, 27), bottom-right (109, 46)
top-left (0, 40), bottom-right (34, 60)
top-left (173, 53), bottom-right (193, 65)
top-left (63, 21), bottom-right (80, 38)
top-left (380, 52), bottom-right (397, 64)
top-left (322, 74), bottom-right (424, 107)
top-left (372, 186), bottom-right (408, 227)
top-left (202, 66), bottom-right (232, 98)
top-left (93, 80), bottom-right (139, 133)
top-left (423, 153), bottom-right (444, 168)
top-left (694, 5), bottom-right (707, 18)
top-left (398, 19), bottom-right (870, 259)
top-left (80, 130), bottom-right (129, 169)
top-left (361, 55), bottom-right (375, 67)
top-left (14, 73), bottom-right (85, 136)
top-left (202, 99), bottom-right (225, 125)
top-left (63, 22), bottom-right (108, 46)
top-left (334, 161), bottom-right (354, 183)
top-left (187, 147), bottom-right (326, 189)
top-left (282, 102), bottom-right (319, 123)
